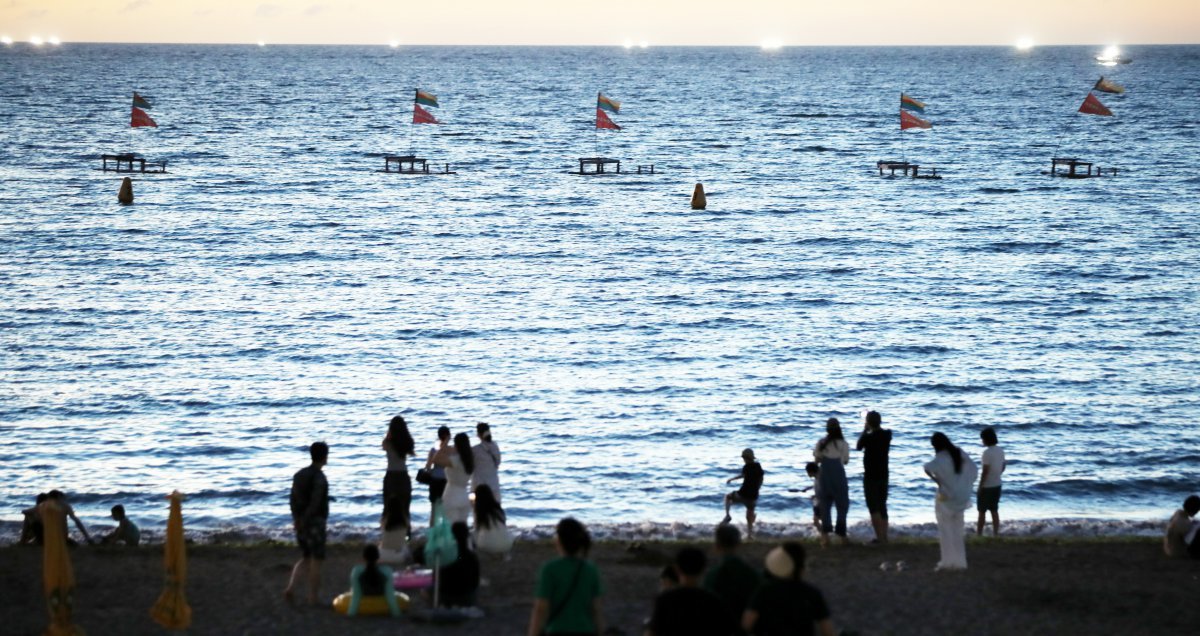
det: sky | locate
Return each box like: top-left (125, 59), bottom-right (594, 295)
top-left (2, 0), bottom-right (1198, 46)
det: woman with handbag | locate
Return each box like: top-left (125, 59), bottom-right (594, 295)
top-left (423, 426), bottom-right (451, 526)
top-left (527, 517), bottom-right (604, 636)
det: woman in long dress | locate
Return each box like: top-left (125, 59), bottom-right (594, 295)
top-left (924, 432), bottom-right (978, 570)
top-left (434, 432), bottom-right (475, 524)
top-left (813, 418), bottom-right (850, 546)
top-left (380, 415), bottom-right (415, 563)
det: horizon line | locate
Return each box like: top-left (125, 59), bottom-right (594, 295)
top-left (4, 40), bottom-right (1197, 48)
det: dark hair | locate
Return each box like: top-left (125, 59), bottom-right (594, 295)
top-left (805, 462), bottom-right (819, 477)
top-left (36, 493), bottom-right (48, 504)
top-left (555, 517), bottom-right (591, 556)
top-left (477, 422), bottom-right (492, 442)
top-left (473, 485), bottom-right (506, 530)
top-left (309, 441), bottom-right (329, 463)
top-left (453, 433), bottom-right (474, 474)
top-left (675, 547), bottom-right (707, 577)
top-left (451, 521), bottom-right (471, 551)
top-left (865, 410), bottom-right (882, 430)
top-left (111, 504), bottom-right (125, 518)
top-left (980, 427), bottom-right (998, 446)
top-left (818, 418), bottom-right (844, 453)
top-left (359, 544), bottom-right (386, 592)
top-left (714, 523), bottom-right (741, 549)
top-left (1184, 495), bottom-right (1200, 516)
top-left (437, 426), bottom-right (451, 441)
top-left (930, 432), bottom-right (963, 473)
top-left (781, 542), bottom-right (806, 580)
top-left (48, 490), bottom-right (65, 500)
top-left (388, 416), bottom-right (416, 456)
top-left (659, 564), bottom-right (679, 584)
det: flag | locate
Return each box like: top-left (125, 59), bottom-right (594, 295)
top-left (132, 92), bottom-right (152, 109)
top-left (1078, 92), bottom-right (1113, 116)
top-left (900, 93), bottom-right (926, 113)
top-left (413, 103), bottom-right (440, 124)
top-left (596, 108), bottom-right (621, 130)
top-left (900, 109), bottom-right (931, 130)
top-left (597, 93), bottom-right (620, 114)
top-left (1093, 77), bottom-right (1125, 94)
top-left (150, 492), bottom-right (191, 630)
top-left (415, 90), bottom-right (438, 107)
top-left (131, 106), bottom-right (158, 128)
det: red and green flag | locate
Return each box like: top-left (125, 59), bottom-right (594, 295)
top-left (1093, 77), bottom-right (1125, 94)
top-left (597, 92), bottom-right (620, 114)
top-left (900, 93), bottom-right (926, 113)
top-left (132, 92), bottom-right (152, 109)
top-left (899, 108), bottom-right (931, 130)
top-left (415, 90), bottom-right (438, 108)
top-left (131, 106), bottom-right (157, 128)
top-left (1078, 92), bottom-right (1113, 116)
top-left (413, 103), bottom-right (439, 125)
top-left (595, 108), bottom-right (620, 130)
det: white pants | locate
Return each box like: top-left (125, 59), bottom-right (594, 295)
top-left (935, 499), bottom-right (968, 569)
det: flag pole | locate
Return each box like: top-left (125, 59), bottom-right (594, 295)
top-left (410, 89), bottom-right (417, 156)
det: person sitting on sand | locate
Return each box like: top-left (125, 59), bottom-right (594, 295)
top-left (924, 433), bottom-right (978, 571)
top-left (100, 504), bottom-right (140, 547)
top-left (702, 524), bottom-right (760, 634)
top-left (379, 504), bottom-right (412, 565)
top-left (473, 484), bottom-right (513, 557)
top-left (742, 542), bottom-right (835, 636)
top-left (645, 547), bottom-right (733, 636)
top-left (347, 544), bottom-right (401, 617)
top-left (438, 521), bottom-right (481, 608)
top-left (722, 448), bottom-right (764, 538)
top-left (19, 493), bottom-right (49, 545)
top-left (528, 517), bottom-right (605, 636)
top-left (1164, 495), bottom-right (1200, 559)
top-left (47, 490), bottom-right (94, 546)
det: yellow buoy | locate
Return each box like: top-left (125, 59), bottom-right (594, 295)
top-left (118, 177), bottom-right (133, 205)
top-left (690, 183), bottom-right (706, 210)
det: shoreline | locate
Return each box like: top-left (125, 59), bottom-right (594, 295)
top-left (2, 536), bottom-right (1195, 635)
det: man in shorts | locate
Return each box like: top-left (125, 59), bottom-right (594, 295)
top-left (285, 441), bottom-right (329, 605)
top-left (722, 448), bottom-right (764, 538)
top-left (856, 410), bottom-right (892, 544)
top-left (976, 427), bottom-right (1006, 536)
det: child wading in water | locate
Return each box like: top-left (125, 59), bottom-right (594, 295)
top-left (722, 448), bottom-right (764, 538)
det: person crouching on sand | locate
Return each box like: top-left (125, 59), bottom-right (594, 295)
top-left (100, 504), bottom-right (140, 547)
top-left (924, 433), bottom-right (977, 571)
top-left (722, 448), bottom-right (764, 538)
top-left (1164, 495), bottom-right (1200, 559)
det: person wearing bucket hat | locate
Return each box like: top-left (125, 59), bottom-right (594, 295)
top-left (742, 542), bottom-right (835, 636)
top-left (721, 448), bottom-right (764, 538)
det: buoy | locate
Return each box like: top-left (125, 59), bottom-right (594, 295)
top-left (117, 177), bottom-right (133, 205)
top-left (690, 183), bottom-right (706, 210)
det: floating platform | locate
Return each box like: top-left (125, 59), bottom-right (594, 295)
top-left (1048, 157), bottom-right (1118, 178)
top-left (876, 160), bottom-right (940, 180)
top-left (575, 157), bottom-right (656, 175)
top-left (101, 153), bottom-right (167, 174)
top-left (383, 155), bottom-right (455, 175)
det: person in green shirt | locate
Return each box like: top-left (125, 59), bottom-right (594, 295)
top-left (703, 524), bottom-right (760, 634)
top-left (527, 517), bottom-right (604, 636)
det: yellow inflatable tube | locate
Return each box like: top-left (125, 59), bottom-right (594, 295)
top-left (331, 591), bottom-right (410, 616)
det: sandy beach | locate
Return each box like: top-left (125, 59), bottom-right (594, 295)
top-left (2, 535), bottom-right (1196, 635)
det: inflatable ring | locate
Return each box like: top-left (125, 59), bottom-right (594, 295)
top-left (331, 591), bottom-right (410, 616)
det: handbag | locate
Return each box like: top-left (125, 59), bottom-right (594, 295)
top-left (415, 468), bottom-right (433, 485)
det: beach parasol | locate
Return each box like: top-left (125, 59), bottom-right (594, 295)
top-left (150, 491), bottom-right (191, 630)
top-left (41, 498), bottom-right (84, 635)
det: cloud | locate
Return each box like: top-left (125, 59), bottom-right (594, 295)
top-left (255, 4), bottom-right (285, 18)
top-left (122, 0), bottom-right (151, 13)
top-left (305, 4), bottom-right (328, 16)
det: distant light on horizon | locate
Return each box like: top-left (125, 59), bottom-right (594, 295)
top-left (1015, 37), bottom-right (1035, 51)
top-left (622, 39), bottom-right (633, 49)
top-left (257, 40), bottom-right (266, 47)
top-left (1099, 44), bottom-right (1121, 59)
top-left (1, 35), bottom-right (13, 46)
top-left (48, 35), bottom-right (61, 46)
top-left (388, 39), bottom-right (401, 48)
top-left (639, 41), bottom-right (649, 49)
top-left (760, 38), bottom-right (783, 51)
top-left (29, 35), bottom-right (44, 46)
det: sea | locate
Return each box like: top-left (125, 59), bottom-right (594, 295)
top-left (1, 43), bottom-right (1198, 544)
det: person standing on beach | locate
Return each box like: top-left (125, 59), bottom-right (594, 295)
top-left (424, 426), bottom-right (451, 526)
top-left (856, 410), bottom-right (892, 544)
top-left (527, 517), bottom-right (605, 636)
top-left (703, 524), bottom-right (760, 634)
top-left (1164, 495), bottom-right (1200, 559)
top-left (285, 441), bottom-right (329, 605)
top-left (924, 433), bottom-right (977, 571)
top-left (382, 416), bottom-right (415, 561)
top-left (433, 432), bottom-right (475, 524)
top-left (471, 422), bottom-right (502, 501)
top-left (814, 419), bottom-right (850, 547)
top-left (722, 448), bottom-right (764, 538)
top-left (645, 547), bottom-right (734, 636)
top-left (976, 427), bottom-right (1007, 536)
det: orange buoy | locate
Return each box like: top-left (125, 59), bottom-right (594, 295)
top-left (690, 183), bottom-right (707, 210)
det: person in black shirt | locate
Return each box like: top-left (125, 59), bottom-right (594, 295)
top-left (438, 521), bottom-right (481, 607)
top-left (722, 448), bottom-right (764, 538)
top-left (743, 542), bottom-right (835, 636)
top-left (645, 547), bottom-right (733, 636)
top-left (856, 410), bottom-right (892, 544)
top-left (285, 441), bottom-right (329, 605)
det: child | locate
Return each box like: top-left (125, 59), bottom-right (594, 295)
top-left (722, 448), bottom-right (764, 538)
top-left (102, 504), bottom-right (141, 547)
top-left (805, 462), bottom-right (823, 536)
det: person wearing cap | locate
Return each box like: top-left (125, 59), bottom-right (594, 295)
top-left (742, 542), bottom-right (835, 636)
top-left (721, 449), bottom-right (764, 538)
top-left (471, 422), bottom-right (502, 502)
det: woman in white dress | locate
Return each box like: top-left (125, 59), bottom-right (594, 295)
top-left (471, 422), bottom-right (502, 501)
top-left (434, 432), bottom-right (475, 524)
top-left (924, 432), bottom-right (978, 570)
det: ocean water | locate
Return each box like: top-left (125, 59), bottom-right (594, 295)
top-left (1, 43), bottom-right (1198, 542)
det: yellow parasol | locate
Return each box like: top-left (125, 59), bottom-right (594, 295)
top-left (41, 499), bottom-right (84, 635)
top-left (150, 491), bottom-right (191, 630)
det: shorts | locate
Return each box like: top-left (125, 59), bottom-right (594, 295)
top-left (728, 491), bottom-right (758, 510)
top-left (863, 478), bottom-right (889, 517)
top-left (296, 519), bottom-right (327, 560)
top-left (977, 486), bottom-right (1002, 513)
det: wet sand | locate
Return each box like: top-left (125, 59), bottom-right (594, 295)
top-left (1, 536), bottom-right (1196, 635)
